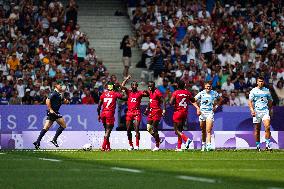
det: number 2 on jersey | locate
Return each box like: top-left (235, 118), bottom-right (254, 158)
top-left (104, 98), bottom-right (112, 108)
top-left (178, 98), bottom-right (187, 108)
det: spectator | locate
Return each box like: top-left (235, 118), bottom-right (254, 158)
top-left (9, 90), bottom-right (22, 105)
top-left (120, 35), bottom-right (134, 79)
top-left (221, 78), bottom-right (235, 93)
top-left (70, 91), bottom-right (81, 104)
top-left (82, 90), bottom-right (94, 104)
top-left (157, 78), bottom-right (174, 97)
top-left (0, 92), bottom-right (9, 105)
top-left (229, 91), bottom-right (241, 106)
top-left (22, 89), bottom-right (33, 105)
top-left (274, 80), bottom-right (284, 105)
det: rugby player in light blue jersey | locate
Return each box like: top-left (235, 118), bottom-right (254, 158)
top-left (248, 76), bottom-right (273, 151)
top-left (195, 81), bottom-right (222, 151)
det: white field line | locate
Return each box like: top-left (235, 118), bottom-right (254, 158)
top-left (0, 153), bottom-right (5, 154)
top-left (111, 167), bottom-right (142, 173)
top-left (268, 187), bottom-right (284, 189)
top-left (1, 158), bottom-right (284, 161)
top-left (177, 175), bottom-right (217, 183)
top-left (38, 158), bottom-right (61, 162)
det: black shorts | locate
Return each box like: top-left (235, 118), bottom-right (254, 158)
top-left (46, 110), bottom-right (62, 121)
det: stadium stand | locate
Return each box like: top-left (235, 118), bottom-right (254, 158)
top-left (127, 0), bottom-right (284, 106)
top-left (0, 0), bottom-right (283, 106)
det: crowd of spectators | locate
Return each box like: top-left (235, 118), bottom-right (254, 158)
top-left (128, 0), bottom-right (284, 106)
top-left (0, 0), bottom-right (115, 105)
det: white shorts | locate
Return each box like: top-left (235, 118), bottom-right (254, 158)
top-left (253, 111), bottom-right (270, 124)
top-left (199, 111), bottom-right (214, 122)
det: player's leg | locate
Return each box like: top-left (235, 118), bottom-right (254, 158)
top-left (263, 118), bottom-right (271, 150)
top-left (104, 124), bottom-right (114, 151)
top-left (133, 119), bottom-right (140, 150)
top-left (174, 122), bottom-right (182, 151)
top-left (254, 123), bottom-right (261, 151)
top-left (199, 120), bottom-right (206, 151)
top-left (126, 120), bottom-right (134, 150)
top-left (33, 119), bottom-right (54, 149)
top-left (205, 118), bottom-right (214, 151)
top-left (152, 120), bottom-right (161, 151)
top-left (50, 117), bottom-right (67, 147)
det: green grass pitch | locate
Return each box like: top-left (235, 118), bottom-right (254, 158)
top-left (0, 150), bottom-right (284, 189)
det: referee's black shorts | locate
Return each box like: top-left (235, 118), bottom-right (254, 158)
top-left (46, 110), bottom-right (62, 121)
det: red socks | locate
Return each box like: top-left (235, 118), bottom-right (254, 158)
top-left (129, 139), bottom-right (133, 147)
top-left (106, 138), bottom-right (110, 150)
top-left (136, 135), bottom-right (139, 147)
top-left (181, 134), bottom-right (188, 142)
top-left (177, 136), bottom-right (182, 149)
top-left (101, 137), bottom-right (107, 150)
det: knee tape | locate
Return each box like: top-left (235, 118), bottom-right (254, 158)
top-left (147, 124), bottom-right (154, 134)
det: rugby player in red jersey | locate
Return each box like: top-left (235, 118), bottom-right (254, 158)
top-left (97, 82), bottom-right (124, 151)
top-left (145, 81), bottom-right (166, 151)
top-left (170, 80), bottom-right (199, 151)
top-left (121, 75), bottom-right (148, 150)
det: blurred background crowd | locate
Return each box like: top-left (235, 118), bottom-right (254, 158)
top-left (0, 0), bottom-right (284, 106)
top-left (129, 0), bottom-right (284, 106)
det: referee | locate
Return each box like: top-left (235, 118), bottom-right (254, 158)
top-left (33, 80), bottom-right (69, 149)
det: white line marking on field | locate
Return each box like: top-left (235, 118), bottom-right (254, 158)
top-left (0, 153), bottom-right (5, 154)
top-left (268, 187), bottom-right (284, 189)
top-left (177, 175), bottom-right (217, 183)
top-left (38, 158), bottom-right (61, 162)
top-left (111, 167), bottom-right (142, 173)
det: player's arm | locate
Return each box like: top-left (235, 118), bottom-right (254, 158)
top-left (46, 94), bottom-right (55, 114)
top-left (97, 99), bottom-right (103, 122)
top-left (121, 75), bottom-right (131, 87)
top-left (169, 95), bottom-right (175, 105)
top-left (190, 97), bottom-right (200, 110)
top-left (248, 91), bottom-right (256, 116)
top-left (248, 100), bottom-right (255, 116)
top-left (161, 96), bottom-right (167, 116)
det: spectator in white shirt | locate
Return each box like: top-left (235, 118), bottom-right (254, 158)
top-left (218, 48), bottom-right (229, 66)
top-left (221, 77), bottom-right (235, 93)
top-left (229, 91), bottom-right (241, 106)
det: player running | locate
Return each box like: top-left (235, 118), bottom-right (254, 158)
top-left (97, 82), bottom-right (125, 151)
top-left (248, 76), bottom-right (273, 151)
top-left (169, 80), bottom-right (199, 151)
top-left (33, 80), bottom-right (69, 149)
top-left (194, 81), bottom-right (222, 151)
top-left (144, 81), bottom-right (166, 151)
top-left (121, 75), bottom-right (148, 150)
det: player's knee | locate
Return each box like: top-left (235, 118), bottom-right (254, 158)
top-left (206, 129), bottom-right (212, 134)
top-left (265, 127), bottom-right (270, 132)
top-left (147, 124), bottom-right (154, 134)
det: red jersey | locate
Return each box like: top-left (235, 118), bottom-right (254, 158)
top-left (149, 89), bottom-right (163, 109)
top-left (172, 89), bottom-right (192, 112)
top-left (126, 90), bottom-right (144, 111)
top-left (100, 91), bottom-right (123, 112)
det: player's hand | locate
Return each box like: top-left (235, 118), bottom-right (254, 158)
top-left (50, 109), bottom-right (55, 114)
top-left (98, 115), bottom-right (101, 122)
top-left (162, 109), bottom-right (166, 116)
top-left (196, 108), bottom-right (201, 116)
top-left (144, 108), bottom-right (149, 116)
top-left (250, 110), bottom-right (256, 117)
top-left (269, 109), bottom-right (273, 117)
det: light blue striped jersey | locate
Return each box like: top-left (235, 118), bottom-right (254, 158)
top-left (195, 90), bottom-right (220, 111)
top-left (249, 87), bottom-right (272, 112)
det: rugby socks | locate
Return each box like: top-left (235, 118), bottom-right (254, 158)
top-left (106, 138), bottom-right (110, 149)
top-left (177, 136), bottom-right (182, 149)
top-left (265, 139), bottom-right (270, 147)
top-left (128, 139), bottom-right (133, 147)
top-left (36, 129), bottom-right (47, 144)
top-left (136, 134), bottom-right (140, 147)
top-left (256, 141), bottom-right (260, 148)
top-left (155, 135), bottom-right (160, 148)
top-left (53, 126), bottom-right (65, 142)
top-left (181, 134), bottom-right (188, 142)
top-left (102, 137), bottom-right (107, 150)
